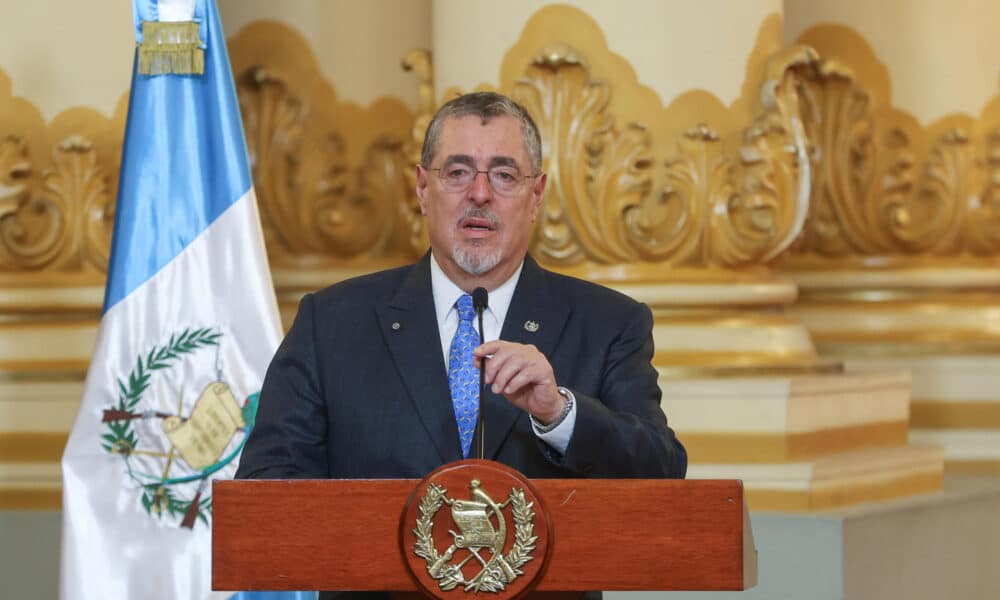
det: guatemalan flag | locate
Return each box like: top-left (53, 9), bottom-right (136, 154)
top-left (60, 1), bottom-right (313, 599)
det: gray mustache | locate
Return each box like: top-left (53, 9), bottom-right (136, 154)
top-left (458, 208), bottom-right (501, 229)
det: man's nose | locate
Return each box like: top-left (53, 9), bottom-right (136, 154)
top-left (468, 170), bottom-right (493, 204)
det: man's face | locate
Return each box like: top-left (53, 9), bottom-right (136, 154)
top-left (415, 114), bottom-right (546, 286)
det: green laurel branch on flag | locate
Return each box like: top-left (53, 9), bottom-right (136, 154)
top-left (101, 327), bottom-right (221, 457)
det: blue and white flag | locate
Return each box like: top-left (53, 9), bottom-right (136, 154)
top-left (60, 2), bottom-right (311, 599)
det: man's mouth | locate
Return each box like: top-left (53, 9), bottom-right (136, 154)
top-left (461, 217), bottom-right (496, 232)
top-left (457, 207), bottom-right (501, 239)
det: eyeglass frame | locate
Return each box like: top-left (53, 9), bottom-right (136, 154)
top-left (423, 163), bottom-right (542, 196)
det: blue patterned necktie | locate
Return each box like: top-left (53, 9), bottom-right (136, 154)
top-left (448, 293), bottom-right (480, 458)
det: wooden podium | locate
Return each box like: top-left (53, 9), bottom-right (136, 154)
top-left (213, 460), bottom-right (757, 597)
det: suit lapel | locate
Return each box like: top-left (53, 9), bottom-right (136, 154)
top-left (482, 256), bottom-right (571, 460)
top-left (375, 254), bottom-right (463, 464)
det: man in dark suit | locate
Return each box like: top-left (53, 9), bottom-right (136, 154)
top-left (236, 91), bottom-right (686, 481)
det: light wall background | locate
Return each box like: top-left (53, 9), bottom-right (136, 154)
top-left (784, 0), bottom-right (1000, 123)
top-left (0, 0), bottom-right (134, 121)
top-left (4, 1), bottom-right (997, 126)
top-left (432, 0), bottom-right (782, 109)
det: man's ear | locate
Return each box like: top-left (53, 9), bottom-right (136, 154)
top-left (415, 164), bottom-right (429, 215)
top-left (529, 172), bottom-right (547, 222)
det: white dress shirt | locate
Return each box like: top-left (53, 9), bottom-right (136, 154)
top-left (429, 254), bottom-right (576, 453)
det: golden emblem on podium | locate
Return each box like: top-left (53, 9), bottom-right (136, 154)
top-left (413, 479), bottom-right (537, 593)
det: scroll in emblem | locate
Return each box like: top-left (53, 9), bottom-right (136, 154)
top-left (162, 381), bottom-right (246, 470)
top-left (413, 479), bottom-right (537, 593)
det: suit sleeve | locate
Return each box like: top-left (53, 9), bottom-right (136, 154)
top-left (235, 293), bottom-right (330, 479)
top-left (559, 302), bottom-right (687, 478)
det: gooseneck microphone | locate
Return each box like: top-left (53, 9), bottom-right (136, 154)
top-left (472, 287), bottom-right (489, 460)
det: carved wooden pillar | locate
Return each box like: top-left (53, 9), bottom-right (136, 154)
top-left (777, 14), bottom-right (1000, 474)
top-left (424, 3), bottom-right (942, 510)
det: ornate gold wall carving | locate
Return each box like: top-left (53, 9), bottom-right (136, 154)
top-left (510, 44), bottom-right (815, 269)
top-left (0, 72), bottom-right (124, 279)
top-left (410, 8), bottom-right (816, 277)
top-left (227, 21), bottom-right (420, 267)
top-left (1, 14), bottom-right (820, 280)
top-left (783, 25), bottom-right (1000, 264)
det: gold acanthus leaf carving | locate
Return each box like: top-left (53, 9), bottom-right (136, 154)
top-left (891, 128), bottom-right (1000, 255)
top-left (0, 134), bottom-right (113, 271)
top-left (512, 43), bottom-right (814, 267)
top-left (795, 61), bottom-right (1000, 257)
top-left (514, 44), bottom-right (653, 264)
top-left (238, 66), bottom-right (407, 260)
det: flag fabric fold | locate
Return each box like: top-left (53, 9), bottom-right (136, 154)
top-left (60, 1), bottom-right (313, 598)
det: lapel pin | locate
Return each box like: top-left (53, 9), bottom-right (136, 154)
top-left (524, 320), bottom-right (539, 332)
top-left (391, 321), bottom-right (401, 331)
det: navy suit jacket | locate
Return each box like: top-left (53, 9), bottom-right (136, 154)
top-left (236, 253), bottom-right (686, 480)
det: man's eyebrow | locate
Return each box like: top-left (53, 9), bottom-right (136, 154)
top-left (488, 156), bottom-right (520, 170)
top-left (440, 154), bottom-right (475, 167)
top-left (439, 154), bottom-right (523, 171)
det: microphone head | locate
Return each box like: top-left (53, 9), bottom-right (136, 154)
top-left (472, 287), bottom-right (489, 312)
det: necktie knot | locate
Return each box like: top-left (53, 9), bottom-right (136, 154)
top-left (456, 293), bottom-right (476, 323)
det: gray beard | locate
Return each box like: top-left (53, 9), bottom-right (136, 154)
top-left (453, 243), bottom-right (502, 276)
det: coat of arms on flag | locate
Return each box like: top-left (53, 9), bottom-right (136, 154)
top-left (99, 327), bottom-right (258, 529)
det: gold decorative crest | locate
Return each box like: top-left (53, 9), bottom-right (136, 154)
top-left (413, 480), bottom-right (537, 593)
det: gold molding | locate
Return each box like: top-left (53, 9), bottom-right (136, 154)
top-left (683, 421), bottom-right (908, 464)
top-left (0, 432), bottom-right (66, 462)
top-left (0, 488), bottom-right (60, 510)
top-left (944, 461), bottom-right (1000, 475)
top-left (747, 470), bottom-right (943, 512)
top-left (911, 402), bottom-right (1000, 429)
top-left (657, 360), bottom-right (841, 380)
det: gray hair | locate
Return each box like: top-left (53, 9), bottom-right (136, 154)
top-left (420, 91), bottom-right (543, 174)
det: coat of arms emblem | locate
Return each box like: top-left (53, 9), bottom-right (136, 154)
top-left (99, 327), bottom-right (255, 528)
top-left (413, 479), bottom-right (538, 593)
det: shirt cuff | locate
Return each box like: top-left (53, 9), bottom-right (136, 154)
top-left (530, 387), bottom-right (577, 455)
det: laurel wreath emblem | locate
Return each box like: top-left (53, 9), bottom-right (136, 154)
top-left (413, 482), bottom-right (537, 593)
top-left (100, 327), bottom-right (224, 527)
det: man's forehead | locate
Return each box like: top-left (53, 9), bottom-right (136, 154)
top-left (435, 114), bottom-right (528, 163)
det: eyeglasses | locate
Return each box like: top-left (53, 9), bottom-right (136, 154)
top-left (428, 164), bottom-right (540, 195)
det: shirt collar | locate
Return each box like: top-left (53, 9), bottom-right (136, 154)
top-left (430, 253), bottom-right (523, 328)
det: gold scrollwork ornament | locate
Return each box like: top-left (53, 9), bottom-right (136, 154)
top-left (413, 480), bottom-right (537, 593)
top-left (0, 134), bottom-right (114, 271)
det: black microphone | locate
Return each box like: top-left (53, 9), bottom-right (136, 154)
top-left (472, 287), bottom-right (488, 460)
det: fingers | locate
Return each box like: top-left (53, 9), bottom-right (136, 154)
top-left (474, 341), bottom-right (552, 395)
top-left (489, 352), bottom-right (535, 395)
